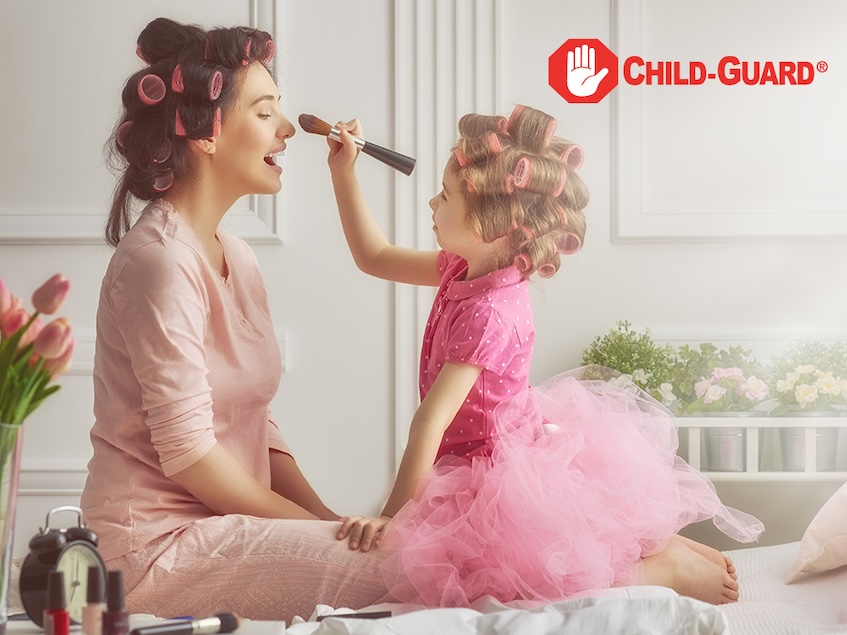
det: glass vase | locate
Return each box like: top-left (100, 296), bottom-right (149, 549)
top-left (0, 423), bottom-right (23, 634)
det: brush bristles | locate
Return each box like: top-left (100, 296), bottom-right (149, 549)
top-left (298, 113), bottom-right (332, 136)
top-left (215, 613), bottom-right (240, 633)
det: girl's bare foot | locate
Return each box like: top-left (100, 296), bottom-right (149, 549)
top-left (676, 535), bottom-right (737, 581)
top-left (642, 537), bottom-right (739, 605)
top-left (725, 556), bottom-right (737, 581)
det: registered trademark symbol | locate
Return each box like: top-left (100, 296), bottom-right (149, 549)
top-left (817, 61), bottom-right (828, 73)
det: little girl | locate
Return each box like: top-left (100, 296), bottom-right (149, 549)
top-left (326, 105), bottom-right (763, 607)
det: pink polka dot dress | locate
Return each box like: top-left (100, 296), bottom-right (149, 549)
top-left (381, 251), bottom-right (764, 608)
top-left (419, 251), bottom-right (534, 460)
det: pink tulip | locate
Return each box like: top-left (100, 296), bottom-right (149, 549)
top-left (0, 279), bottom-right (10, 317)
top-left (18, 316), bottom-right (44, 349)
top-left (33, 318), bottom-right (71, 360)
top-left (43, 337), bottom-right (75, 377)
top-left (0, 307), bottom-right (28, 339)
top-left (31, 274), bottom-right (70, 315)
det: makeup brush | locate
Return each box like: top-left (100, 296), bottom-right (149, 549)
top-left (298, 113), bottom-right (416, 176)
top-left (130, 613), bottom-right (241, 635)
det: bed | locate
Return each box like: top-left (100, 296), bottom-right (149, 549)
top-left (9, 422), bottom-right (845, 634)
top-left (274, 539), bottom-right (845, 634)
top-left (7, 538), bottom-right (845, 635)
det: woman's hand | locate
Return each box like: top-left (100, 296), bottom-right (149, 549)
top-left (336, 514), bottom-right (391, 552)
top-left (327, 119), bottom-right (363, 173)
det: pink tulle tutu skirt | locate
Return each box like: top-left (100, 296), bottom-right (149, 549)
top-left (379, 371), bottom-right (764, 607)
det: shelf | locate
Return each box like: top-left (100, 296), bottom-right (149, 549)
top-left (676, 417), bottom-right (846, 480)
top-left (677, 416), bottom-right (847, 428)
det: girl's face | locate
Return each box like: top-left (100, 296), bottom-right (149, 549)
top-left (213, 63), bottom-right (295, 196)
top-left (429, 166), bottom-right (475, 254)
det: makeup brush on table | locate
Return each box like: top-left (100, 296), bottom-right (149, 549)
top-left (298, 113), bottom-right (416, 176)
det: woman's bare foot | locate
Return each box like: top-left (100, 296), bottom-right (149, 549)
top-left (676, 535), bottom-right (738, 581)
top-left (642, 537), bottom-right (739, 604)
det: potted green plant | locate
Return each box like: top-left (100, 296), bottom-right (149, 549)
top-left (670, 344), bottom-right (769, 415)
top-left (580, 321), bottom-right (675, 404)
top-left (668, 343), bottom-right (769, 472)
top-left (768, 340), bottom-right (847, 471)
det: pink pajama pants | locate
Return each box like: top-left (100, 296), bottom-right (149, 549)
top-left (107, 515), bottom-right (389, 623)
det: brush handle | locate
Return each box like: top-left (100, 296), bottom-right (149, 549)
top-left (329, 127), bottom-right (415, 176)
top-left (361, 141), bottom-right (416, 176)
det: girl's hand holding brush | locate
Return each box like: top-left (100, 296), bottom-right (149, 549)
top-left (299, 113), bottom-right (416, 175)
top-left (325, 119), bottom-right (364, 173)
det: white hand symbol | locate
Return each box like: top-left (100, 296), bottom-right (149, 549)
top-left (566, 44), bottom-right (609, 97)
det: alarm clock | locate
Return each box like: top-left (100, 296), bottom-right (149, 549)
top-left (19, 505), bottom-right (107, 626)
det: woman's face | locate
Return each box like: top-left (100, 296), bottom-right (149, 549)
top-left (213, 63), bottom-right (295, 196)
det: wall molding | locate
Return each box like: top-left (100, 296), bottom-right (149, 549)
top-left (0, 0), bottom-right (283, 246)
top-left (393, 0), bottom-right (501, 467)
top-left (611, 0), bottom-right (847, 242)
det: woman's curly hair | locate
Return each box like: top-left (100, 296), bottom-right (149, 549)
top-left (105, 17), bottom-right (276, 247)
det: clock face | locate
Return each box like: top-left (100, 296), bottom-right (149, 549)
top-left (56, 543), bottom-right (106, 622)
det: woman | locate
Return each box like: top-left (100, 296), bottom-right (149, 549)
top-left (80, 17), bottom-right (387, 621)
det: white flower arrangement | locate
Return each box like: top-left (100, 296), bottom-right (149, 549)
top-left (769, 341), bottom-right (847, 415)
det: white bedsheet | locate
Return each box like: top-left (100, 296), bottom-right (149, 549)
top-left (722, 541), bottom-right (847, 634)
top-left (287, 587), bottom-right (727, 634)
top-left (282, 542), bottom-right (847, 635)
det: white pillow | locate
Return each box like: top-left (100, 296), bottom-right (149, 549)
top-left (785, 481), bottom-right (847, 583)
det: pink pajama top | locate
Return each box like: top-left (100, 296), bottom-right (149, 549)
top-left (81, 200), bottom-right (290, 561)
top-left (420, 251), bottom-right (534, 461)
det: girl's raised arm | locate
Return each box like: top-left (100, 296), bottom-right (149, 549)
top-left (328, 123), bottom-right (440, 287)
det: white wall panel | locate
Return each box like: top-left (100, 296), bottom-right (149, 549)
top-left (612, 0), bottom-right (847, 240)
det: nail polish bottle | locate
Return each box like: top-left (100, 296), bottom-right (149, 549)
top-left (82, 566), bottom-right (106, 635)
top-left (43, 571), bottom-right (70, 635)
top-left (103, 571), bottom-right (129, 635)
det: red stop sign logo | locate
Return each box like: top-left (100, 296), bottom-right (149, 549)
top-left (549, 39), bottom-right (618, 104)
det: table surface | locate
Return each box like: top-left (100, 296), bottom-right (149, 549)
top-left (5, 616), bottom-right (288, 635)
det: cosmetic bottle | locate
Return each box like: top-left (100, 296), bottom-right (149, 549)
top-left (43, 571), bottom-right (70, 635)
top-left (103, 571), bottom-right (130, 635)
top-left (82, 566), bottom-right (106, 635)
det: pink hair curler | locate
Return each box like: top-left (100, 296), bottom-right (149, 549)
top-left (175, 109), bottom-right (187, 136)
top-left (209, 71), bottom-right (224, 101)
top-left (561, 145), bottom-right (584, 170)
top-left (538, 263), bottom-right (557, 278)
top-left (514, 253), bottom-right (532, 273)
top-left (212, 107), bottom-right (222, 137)
top-left (556, 232), bottom-right (582, 255)
top-left (171, 64), bottom-right (184, 93)
top-left (487, 132), bottom-right (502, 154)
top-left (262, 39), bottom-right (276, 64)
top-left (512, 156), bottom-right (531, 189)
top-left (116, 121), bottom-right (133, 149)
top-left (138, 74), bottom-right (167, 106)
top-left (152, 170), bottom-right (174, 192)
top-left (150, 138), bottom-right (172, 163)
top-left (454, 148), bottom-right (470, 167)
top-left (496, 116), bottom-right (509, 135)
top-left (506, 105), bottom-right (525, 134)
top-left (242, 37), bottom-right (252, 65)
top-left (543, 119), bottom-right (558, 149)
top-left (521, 225), bottom-right (534, 240)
